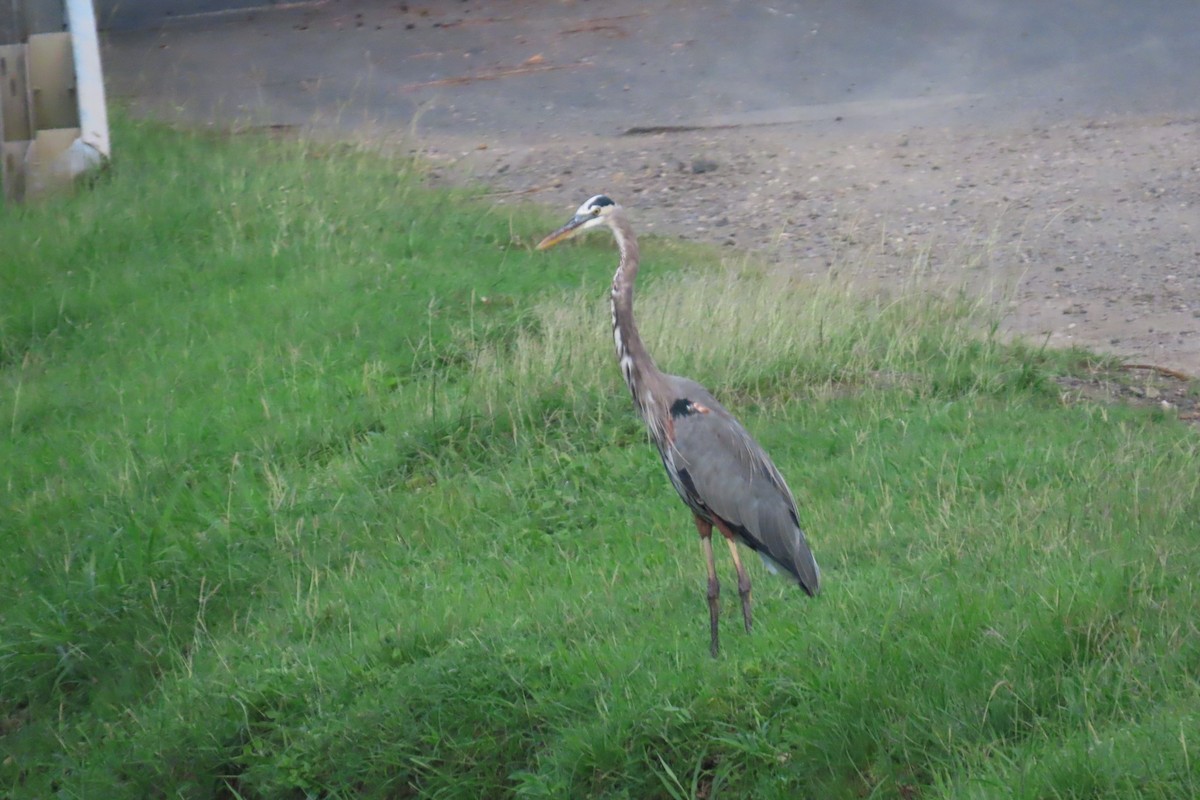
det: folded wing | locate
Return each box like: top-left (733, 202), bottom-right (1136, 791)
top-left (667, 378), bottom-right (820, 596)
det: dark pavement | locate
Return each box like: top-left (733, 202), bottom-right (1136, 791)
top-left (101, 0), bottom-right (1200, 141)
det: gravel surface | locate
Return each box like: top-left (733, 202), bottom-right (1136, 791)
top-left (421, 113), bottom-right (1199, 380)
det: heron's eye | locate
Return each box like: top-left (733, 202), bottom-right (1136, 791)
top-left (591, 207), bottom-right (601, 216)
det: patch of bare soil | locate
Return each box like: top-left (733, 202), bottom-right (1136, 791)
top-left (420, 113), bottom-right (1199, 389)
top-left (1056, 364), bottom-right (1200, 424)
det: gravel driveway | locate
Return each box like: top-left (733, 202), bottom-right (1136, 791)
top-left (433, 114), bottom-right (1199, 377)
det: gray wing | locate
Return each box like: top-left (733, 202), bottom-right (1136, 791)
top-left (666, 378), bottom-right (820, 595)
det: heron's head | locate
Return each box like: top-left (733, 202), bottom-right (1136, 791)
top-left (536, 195), bottom-right (619, 250)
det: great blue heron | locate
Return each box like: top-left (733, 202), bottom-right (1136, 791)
top-left (537, 195), bottom-right (820, 657)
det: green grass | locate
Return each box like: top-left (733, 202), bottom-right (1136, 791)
top-left (2, 115), bottom-right (1199, 799)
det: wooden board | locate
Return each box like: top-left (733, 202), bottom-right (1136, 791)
top-left (0, 44), bottom-right (32, 142)
top-left (28, 32), bottom-right (76, 131)
top-left (2, 139), bottom-right (30, 202)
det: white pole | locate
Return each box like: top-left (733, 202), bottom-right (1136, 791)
top-left (64, 0), bottom-right (108, 163)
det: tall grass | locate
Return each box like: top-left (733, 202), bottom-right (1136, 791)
top-left (2, 116), bottom-right (1198, 799)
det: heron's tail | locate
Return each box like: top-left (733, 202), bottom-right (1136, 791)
top-left (758, 528), bottom-right (820, 597)
top-left (728, 508), bottom-right (820, 596)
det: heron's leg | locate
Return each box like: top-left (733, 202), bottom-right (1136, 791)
top-left (693, 515), bottom-right (720, 658)
top-left (712, 518), bottom-right (753, 634)
top-left (725, 538), bottom-right (753, 633)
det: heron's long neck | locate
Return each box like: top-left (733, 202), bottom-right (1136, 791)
top-left (610, 217), bottom-right (669, 441)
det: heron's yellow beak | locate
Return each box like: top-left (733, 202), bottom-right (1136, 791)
top-left (536, 215), bottom-right (587, 250)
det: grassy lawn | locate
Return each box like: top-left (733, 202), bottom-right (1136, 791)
top-left (2, 116), bottom-right (1198, 799)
